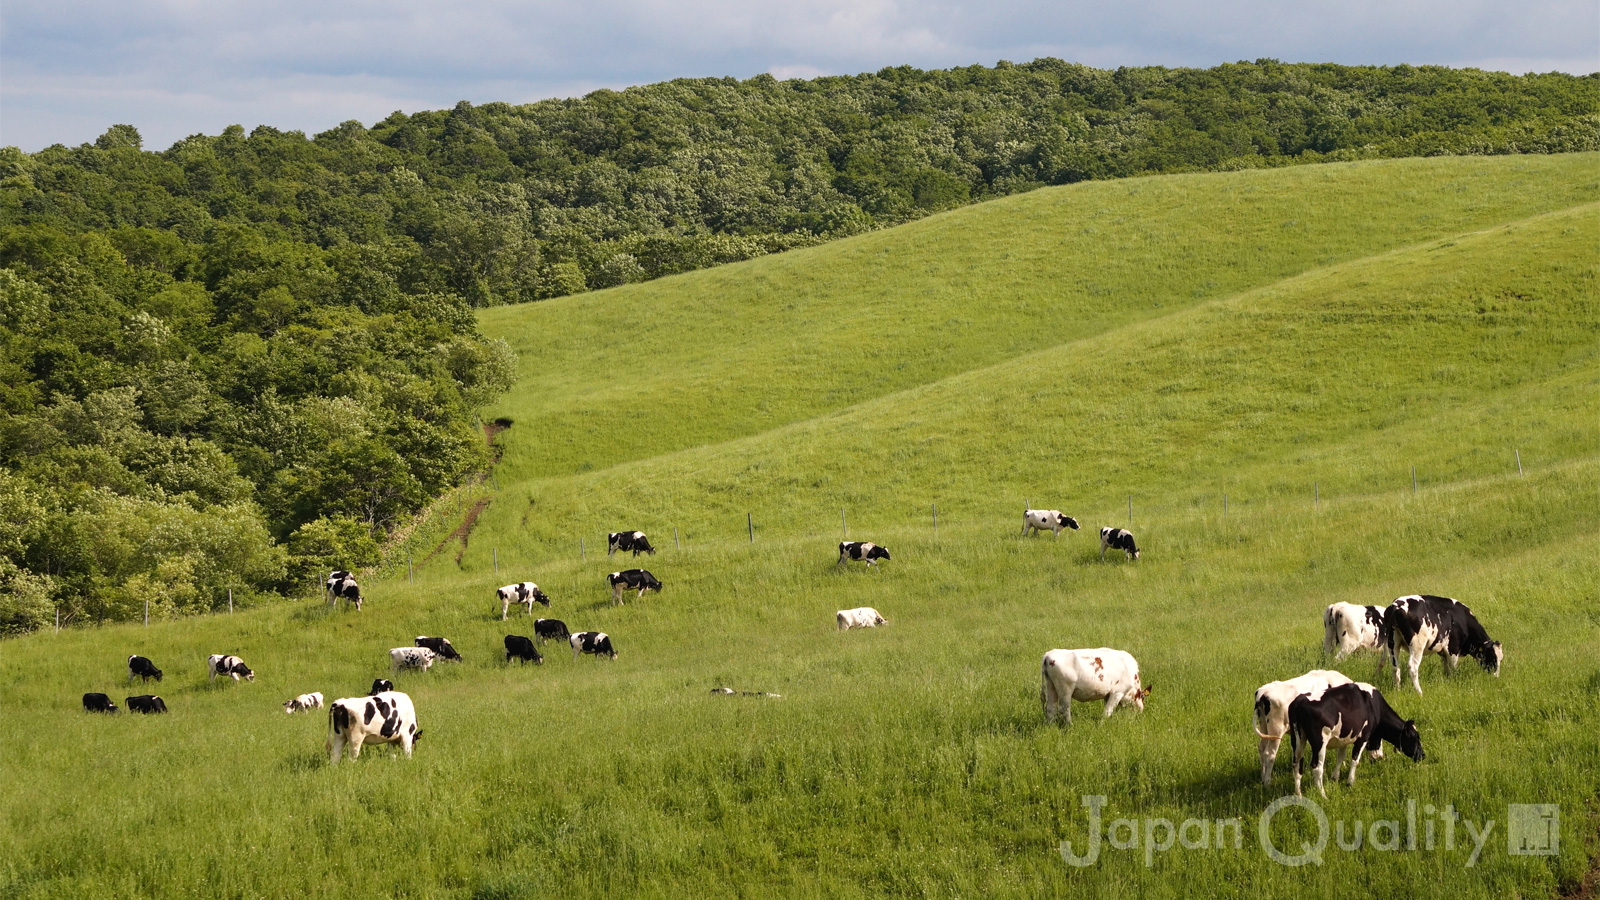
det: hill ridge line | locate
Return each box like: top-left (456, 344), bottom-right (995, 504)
top-left (512, 199), bottom-right (1598, 487)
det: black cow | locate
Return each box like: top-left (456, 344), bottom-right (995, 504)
top-left (608, 569), bottom-right (662, 605)
top-left (1384, 594), bottom-right (1503, 695)
top-left (326, 570), bottom-right (363, 611)
top-left (83, 692), bottom-right (117, 713)
top-left (414, 636), bottom-right (462, 661)
top-left (838, 541), bottom-right (891, 567)
top-left (126, 695), bottom-right (168, 714)
top-left (1287, 683), bottom-right (1424, 797)
top-left (608, 531), bottom-right (656, 556)
top-left (533, 618), bottom-right (571, 644)
top-left (504, 634), bottom-right (544, 665)
top-left (571, 631), bottom-right (617, 660)
top-left (127, 655), bottom-right (163, 683)
top-left (1099, 527), bottom-right (1140, 560)
top-left (369, 678), bottom-right (394, 695)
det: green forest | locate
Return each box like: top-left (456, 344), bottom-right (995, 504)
top-left (1, 58), bottom-right (1595, 633)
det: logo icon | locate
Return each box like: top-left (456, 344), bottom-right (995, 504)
top-left (1507, 805), bottom-right (1558, 856)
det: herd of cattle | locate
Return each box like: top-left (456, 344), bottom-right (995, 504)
top-left (81, 516), bottom-right (1502, 791)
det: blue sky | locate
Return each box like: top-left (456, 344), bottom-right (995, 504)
top-left (2, 0), bottom-right (1595, 152)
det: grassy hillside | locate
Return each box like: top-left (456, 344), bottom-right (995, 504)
top-left (3, 153), bottom-right (1597, 899)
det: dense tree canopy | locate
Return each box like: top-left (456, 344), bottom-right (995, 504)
top-left (0, 58), bottom-right (1594, 631)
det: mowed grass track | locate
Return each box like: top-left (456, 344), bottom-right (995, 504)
top-left (2, 154), bottom-right (1597, 899)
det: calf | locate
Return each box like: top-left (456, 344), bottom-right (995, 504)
top-left (389, 646), bottom-right (436, 675)
top-left (326, 570), bottom-right (363, 611)
top-left (414, 636), bottom-right (462, 661)
top-left (82, 692), bottom-right (118, 713)
top-left (608, 531), bottom-right (657, 556)
top-left (127, 655), bottom-right (163, 683)
top-left (504, 634), bottom-right (544, 665)
top-left (838, 541), bottom-right (891, 567)
top-left (284, 692), bottom-right (324, 714)
top-left (126, 695), bottom-right (167, 714)
top-left (835, 607), bottom-right (887, 630)
top-left (369, 679), bottom-right (394, 695)
top-left (608, 569), bottom-right (662, 605)
top-left (571, 631), bottom-right (617, 660)
top-left (1099, 527), bottom-right (1140, 560)
top-left (207, 654), bottom-right (254, 682)
top-left (1041, 648), bottom-right (1150, 725)
top-left (1287, 682), bottom-right (1424, 798)
top-left (496, 582), bottom-right (550, 619)
top-left (1253, 669), bottom-right (1371, 786)
top-left (327, 691), bottom-right (421, 762)
top-left (1023, 509), bottom-right (1080, 537)
top-left (533, 618), bottom-right (571, 644)
top-left (1385, 594), bottom-right (1503, 695)
top-left (1323, 602), bottom-right (1386, 661)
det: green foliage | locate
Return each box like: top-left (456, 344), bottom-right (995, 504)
top-left (285, 514), bottom-right (381, 591)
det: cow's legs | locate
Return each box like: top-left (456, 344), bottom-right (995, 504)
top-left (1442, 652), bottom-right (1459, 675)
top-left (1312, 730), bottom-right (1331, 798)
top-left (327, 736), bottom-right (343, 764)
top-left (1346, 741), bottom-right (1365, 785)
top-left (500, 597), bottom-right (509, 620)
top-left (1328, 744), bottom-right (1347, 783)
top-left (1290, 730), bottom-right (1304, 797)
top-left (1260, 736), bottom-right (1281, 786)
top-left (1407, 646), bottom-right (1425, 695)
top-left (637, 587), bottom-right (647, 598)
top-left (1103, 695), bottom-right (1121, 718)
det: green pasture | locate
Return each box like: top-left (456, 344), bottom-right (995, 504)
top-left (3, 153), bottom-right (1597, 898)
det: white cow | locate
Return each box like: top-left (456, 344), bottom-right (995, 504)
top-left (1041, 648), bottom-right (1150, 725)
top-left (1023, 509), bottom-right (1080, 536)
top-left (207, 654), bottom-right (254, 682)
top-left (836, 607), bottom-right (887, 630)
top-left (326, 691), bottom-right (421, 762)
top-left (284, 692), bottom-right (324, 714)
top-left (389, 646), bottom-right (436, 675)
top-left (1323, 602), bottom-right (1386, 661)
top-left (496, 582), bottom-right (549, 620)
top-left (1253, 669), bottom-right (1382, 785)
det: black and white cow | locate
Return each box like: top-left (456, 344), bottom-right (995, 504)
top-left (82, 692), bottom-right (117, 713)
top-left (390, 647), bottom-right (436, 675)
top-left (127, 695), bottom-right (168, 714)
top-left (284, 692), bottom-right (324, 714)
top-left (608, 531), bottom-right (656, 556)
top-left (571, 631), bottom-right (617, 660)
top-left (414, 636), bottom-right (462, 661)
top-left (1287, 682), bottom-right (1424, 798)
top-left (325, 570), bottom-right (363, 611)
top-left (127, 655), bottom-right (163, 683)
top-left (1099, 527), bottom-right (1140, 560)
top-left (207, 654), bottom-right (254, 682)
top-left (608, 569), bottom-right (662, 605)
top-left (1023, 509), bottom-right (1081, 537)
top-left (504, 634), bottom-right (544, 665)
top-left (1384, 594), bottom-right (1503, 695)
top-left (533, 618), bottom-right (571, 644)
top-left (838, 541), bottom-right (891, 567)
top-left (369, 679), bottom-right (394, 695)
top-left (327, 691), bottom-right (421, 762)
top-left (1323, 602), bottom-right (1386, 661)
top-left (496, 582), bottom-right (550, 620)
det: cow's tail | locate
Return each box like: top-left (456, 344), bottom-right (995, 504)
top-left (1040, 655), bottom-right (1060, 719)
top-left (1322, 607), bottom-right (1338, 655)
top-left (1252, 694), bottom-right (1276, 739)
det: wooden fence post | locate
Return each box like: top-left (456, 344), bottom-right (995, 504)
top-left (144, 599), bottom-right (148, 627)
top-left (748, 512), bottom-right (754, 543)
top-left (1516, 449), bottom-right (1523, 476)
top-left (229, 589), bottom-right (233, 614)
top-left (580, 537), bottom-right (585, 561)
top-left (675, 527), bottom-right (680, 550)
top-left (1412, 466), bottom-right (1417, 494)
top-left (493, 547), bottom-right (498, 574)
top-left (842, 508), bottom-right (847, 538)
top-left (408, 556), bottom-right (414, 584)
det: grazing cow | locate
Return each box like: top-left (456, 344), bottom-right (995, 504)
top-left (1288, 682), bottom-right (1424, 798)
top-left (389, 647), bottom-right (436, 675)
top-left (571, 631), bottom-right (617, 660)
top-left (608, 569), bottom-right (662, 605)
top-left (608, 531), bottom-right (657, 556)
top-left (207, 654), bottom-right (254, 682)
top-left (369, 679), bottom-right (394, 695)
top-left (1252, 670), bottom-right (1379, 786)
top-left (838, 541), bottom-right (891, 567)
top-left (126, 695), bottom-right (167, 714)
top-left (284, 692), bottom-right (324, 714)
top-left (1041, 649), bottom-right (1151, 725)
top-left (1323, 602), bottom-right (1387, 661)
top-left (82, 692), bottom-right (118, 713)
top-left (414, 636), bottom-right (462, 661)
top-left (1099, 527), bottom-right (1140, 560)
top-left (325, 570), bottom-right (363, 611)
top-left (533, 618), bottom-right (571, 644)
top-left (1023, 509), bottom-right (1081, 536)
top-left (127, 655), bottom-right (163, 683)
top-left (1385, 594), bottom-right (1503, 695)
top-left (504, 634), bottom-right (544, 665)
top-left (496, 582), bottom-right (550, 619)
top-left (326, 691), bottom-right (421, 762)
top-left (835, 607), bottom-right (887, 630)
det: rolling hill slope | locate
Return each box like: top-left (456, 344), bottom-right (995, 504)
top-left (2, 153), bottom-right (1596, 899)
